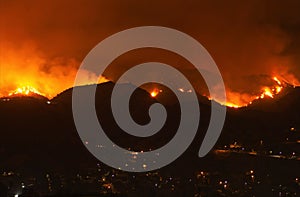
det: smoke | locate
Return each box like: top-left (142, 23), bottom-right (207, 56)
top-left (0, 41), bottom-right (99, 98)
top-left (1, 0), bottom-right (300, 103)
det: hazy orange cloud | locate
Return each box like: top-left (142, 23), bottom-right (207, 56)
top-left (1, 0), bottom-right (299, 105)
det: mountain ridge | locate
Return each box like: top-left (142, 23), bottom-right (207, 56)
top-left (0, 81), bottom-right (299, 173)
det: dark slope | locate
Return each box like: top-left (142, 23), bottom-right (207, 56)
top-left (0, 82), bottom-right (299, 174)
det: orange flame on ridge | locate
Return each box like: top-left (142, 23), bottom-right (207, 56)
top-left (8, 85), bottom-right (44, 97)
top-left (225, 76), bottom-right (284, 108)
top-left (258, 76), bottom-right (283, 99)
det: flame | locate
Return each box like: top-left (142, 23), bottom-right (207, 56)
top-left (224, 76), bottom-right (284, 108)
top-left (178, 88), bottom-right (184, 92)
top-left (150, 88), bottom-right (163, 97)
top-left (8, 85), bottom-right (44, 97)
top-left (0, 42), bottom-right (109, 99)
top-left (207, 96), bottom-right (240, 108)
top-left (258, 76), bottom-right (283, 99)
top-left (225, 102), bottom-right (240, 109)
top-left (150, 89), bottom-right (159, 97)
top-left (178, 88), bottom-right (193, 93)
top-left (275, 86), bottom-right (282, 94)
top-left (0, 42), bottom-right (292, 109)
top-left (273, 77), bottom-right (281, 85)
top-left (260, 87), bottom-right (274, 98)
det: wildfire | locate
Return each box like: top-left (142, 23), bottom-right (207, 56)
top-left (223, 76), bottom-right (285, 108)
top-left (0, 42), bottom-right (111, 99)
top-left (208, 96), bottom-right (241, 109)
top-left (8, 86), bottom-right (44, 97)
top-left (165, 76), bottom-right (285, 109)
top-left (273, 77), bottom-right (281, 85)
top-left (260, 87), bottom-right (274, 98)
top-left (258, 76), bottom-right (283, 99)
top-left (225, 102), bottom-right (240, 109)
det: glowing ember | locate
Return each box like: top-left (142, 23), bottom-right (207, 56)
top-left (275, 86), bottom-right (282, 94)
top-left (8, 86), bottom-right (44, 97)
top-left (150, 89), bottom-right (160, 97)
top-left (178, 88), bottom-right (184, 92)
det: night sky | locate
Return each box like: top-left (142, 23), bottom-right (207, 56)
top-left (1, 0), bottom-right (300, 105)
